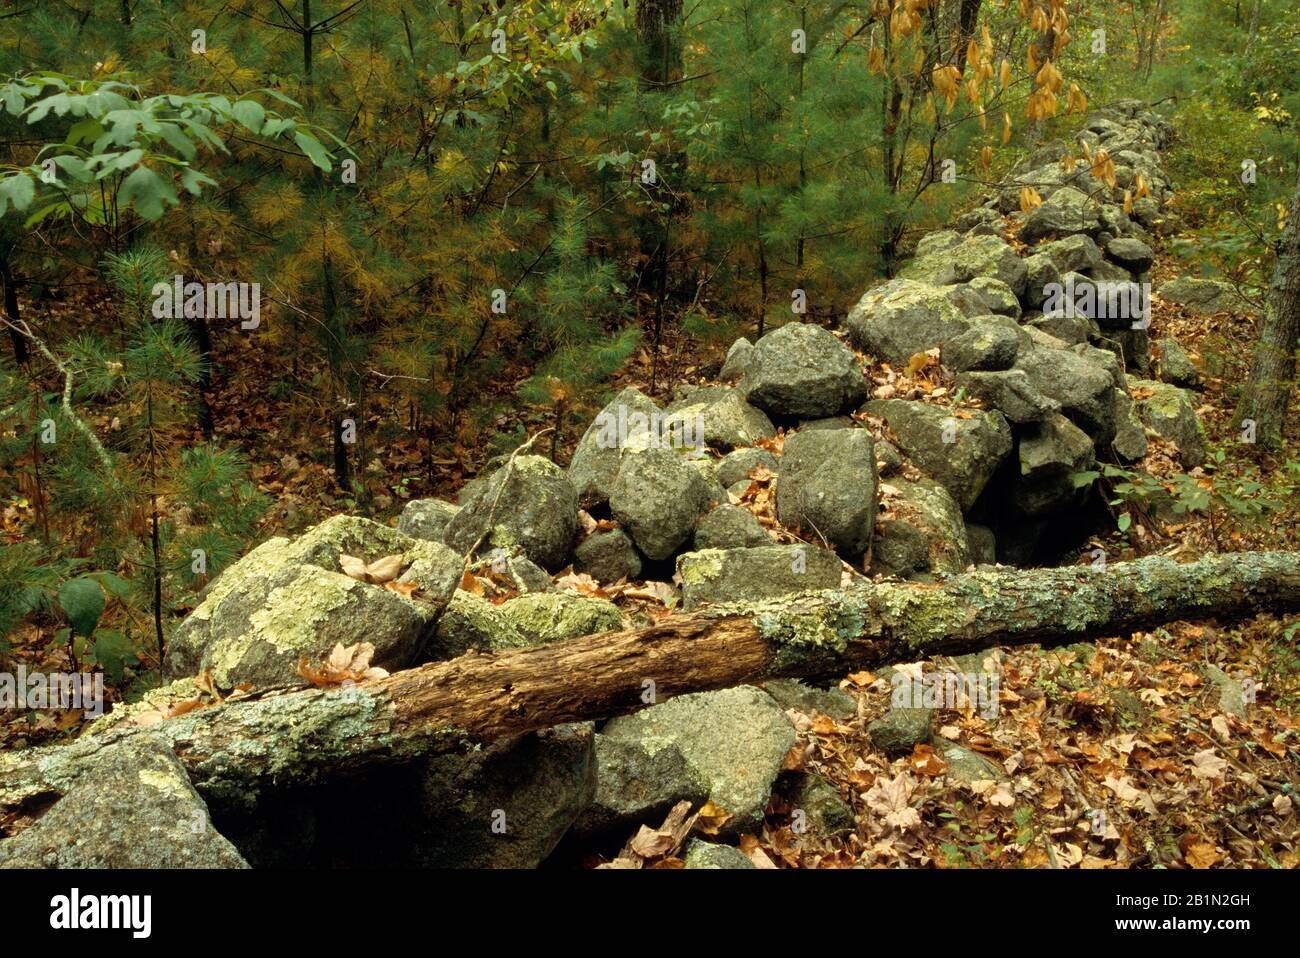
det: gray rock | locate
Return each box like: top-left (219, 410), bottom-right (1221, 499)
top-left (777, 427), bottom-right (877, 555)
top-left (575, 735), bottom-right (711, 839)
top-left (942, 324), bottom-right (1019, 372)
top-left (1156, 337), bottom-right (1201, 389)
top-left (397, 498), bottom-right (461, 542)
top-left (501, 591), bottom-right (623, 644)
top-left (1022, 253), bottom-right (1062, 309)
top-left (1131, 378), bottom-right (1206, 466)
top-left (1039, 234), bottom-right (1103, 274)
top-left (409, 723), bottom-right (596, 868)
top-left (1016, 412), bottom-right (1095, 515)
top-left (933, 739), bottom-right (1008, 782)
top-left (1158, 276), bottom-right (1254, 315)
top-left (861, 400), bottom-right (1012, 511)
top-left (720, 337), bottom-right (754, 381)
top-left (846, 279), bottom-right (970, 365)
top-left (872, 478), bottom-right (970, 577)
top-left (666, 387), bottom-right (775, 452)
top-left (1027, 311), bottom-right (1094, 345)
top-left (444, 455), bottom-right (578, 571)
top-left (0, 735), bottom-right (248, 868)
top-left (568, 387), bottom-right (663, 508)
top-left (954, 369), bottom-right (1060, 424)
top-left (915, 229), bottom-right (963, 256)
top-left (677, 545), bottom-right (842, 611)
top-left (901, 234), bottom-right (1028, 297)
top-left (599, 687), bottom-right (795, 833)
top-left (574, 528), bottom-right (642, 584)
top-left (1110, 389), bottom-right (1149, 462)
top-left (683, 840), bottom-right (755, 869)
top-left (739, 322), bottom-right (866, 419)
top-left (784, 772), bottom-right (855, 837)
top-left (430, 589), bottom-right (528, 659)
top-left (716, 447), bottom-right (779, 488)
top-left (694, 502), bottom-right (771, 549)
top-left (969, 276), bottom-right (1022, 318)
top-left (762, 679), bottom-right (856, 721)
top-left (1015, 345), bottom-right (1117, 443)
top-left (609, 447), bottom-right (715, 560)
top-left (1020, 186), bottom-right (1101, 243)
top-left (868, 708), bottom-right (933, 757)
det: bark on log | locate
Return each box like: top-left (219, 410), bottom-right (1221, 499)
top-left (4, 550), bottom-right (1300, 830)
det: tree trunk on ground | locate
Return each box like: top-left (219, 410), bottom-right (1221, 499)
top-left (1234, 170), bottom-right (1300, 450)
top-left (3, 550), bottom-right (1299, 830)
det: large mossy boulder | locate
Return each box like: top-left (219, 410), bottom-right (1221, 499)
top-left (574, 735), bottom-right (711, 839)
top-left (1015, 412), bottom-right (1096, 516)
top-left (444, 455), bottom-right (578, 571)
top-left (0, 735), bottom-right (248, 868)
top-left (501, 591), bottom-right (623, 644)
top-left (1014, 345), bottom-right (1118, 444)
top-left (1131, 378), bottom-right (1206, 467)
top-left (167, 516), bottom-right (462, 687)
top-left (694, 502), bottom-right (771, 550)
top-left (568, 386), bottom-right (663, 509)
top-left (861, 400), bottom-right (1012, 511)
top-left (573, 528), bottom-right (643, 584)
top-left (845, 279), bottom-right (970, 365)
top-left (900, 234), bottom-right (1028, 297)
top-left (871, 478), bottom-right (970, 577)
top-left (738, 322), bottom-right (866, 420)
top-left (1019, 186), bottom-right (1102, 243)
top-left (664, 388), bottom-right (775, 452)
top-left (597, 687), bottom-right (795, 834)
top-left (677, 545), bottom-right (842, 610)
top-left (396, 498), bottom-right (460, 542)
top-left (776, 427), bottom-right (877, 556)
top-left (609, 447), bottom-right (715, 560)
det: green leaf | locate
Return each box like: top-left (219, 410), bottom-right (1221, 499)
top-left (58, 578), bottom-right (104, 637)
top-left (292, 130), bottom-right (332, 171)
top-left (90, 629), bottom-right (134, 683)
top-left (1116, 513), bottom-right (1132, 533)
top-left (231, 99), bottom-right (266, 133)
top-left (0, 172), bottom-right (36, 215)
top-left (117, 165), bottom-right (178, 220)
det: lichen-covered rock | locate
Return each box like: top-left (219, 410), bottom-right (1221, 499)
top-left (1026, 311), bottom-right (1093, 346)
top-left (761, 679), bottom-right (856, 721)
top-left (716, 446), bottom-right (779, 488)
top-left (783, 772), bottom-right (855, 837)
top-left (169, 516), bottom-right (461, 687)
top-left (682, 840), bottom-right (755, 869)
top-left (609, 447), bottom-right (715, 561)
top-left (573, 528), bottom-right (642, 584)
top-left (444, 455), bottom-right (577, 571)
top-left (1158, 276), bottom-right (1252, 315)
top-left (861, 400), bottom-right (1012, 511)
top-left (1015, 345), bottom-right (1118, 444)
top-left (777, 427), bottom-right (877, 556)
top-left (872, 478), bottom-right (970, 577)
top-left (0, 735), bottom-right (248, 868)
top-left (942, 324), bottom-right (1019, 372)
top-left (429, 589), bottom-right (528, 659)
top-left (719, 337), bottom-right (754, 381)
top-left (201, 564), bottom-right (438, 688)
top-left (1022, 252), bottom-right (1062, 309)
top-left (1104, 236), bottom-right (1155, 272)
top-left (954, 369), bottom-right (1059, 424)
top-left (1131, 378), bottom-right (1206, 467)
top-left (739, 322), bottom-right (866, 419)
top-left (868, 707), bottom-right (932, 757)
top-left (846, 278), bottom-right (970, 364)
top-left (1111, 389), bottom-right (1150, 462)
top-left (397, 498), bottom-right (460, 542)
top-left (1020, 186), bottom-right (1102, 243)
top-left (677, 545), bottom-right (841, 610)
top-left (933, 739), bottom-right (1008, 783)
top-left (573, 735), bottom-right (711, 839)
top-left (968, 276), bottom-right (1022, 318)
top-left (1038, 234), bottom-right (1103, 274)
top-left (694, 502), bottom-right (771, 550)
top-left (500, 591), bottom-right (623, 644)
top-left (1155, 337), bottom-right (1201, 389)
top-left (568, 387), bottom-right (664, 508)
top-left (901, 234), bottom-right (1028, 297)
top-left (966, 523), bottom-right (997, 565)
top-left (1016, 412), bottom-right (1095, 516)
top-left (598, 686), bottom-right (795, 833)
top-left (665, 387), bottom-right (775, 451)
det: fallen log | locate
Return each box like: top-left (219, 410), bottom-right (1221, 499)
top-left (4, 549), bottom-right (1300, 828)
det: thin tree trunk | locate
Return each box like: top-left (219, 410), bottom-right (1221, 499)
top-left (4, 550), bottom-right (1299, 824)
top-left (0, 256), bottom-right (28, 366)
top-left (1234, 169), bottom-right (1300, 449)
